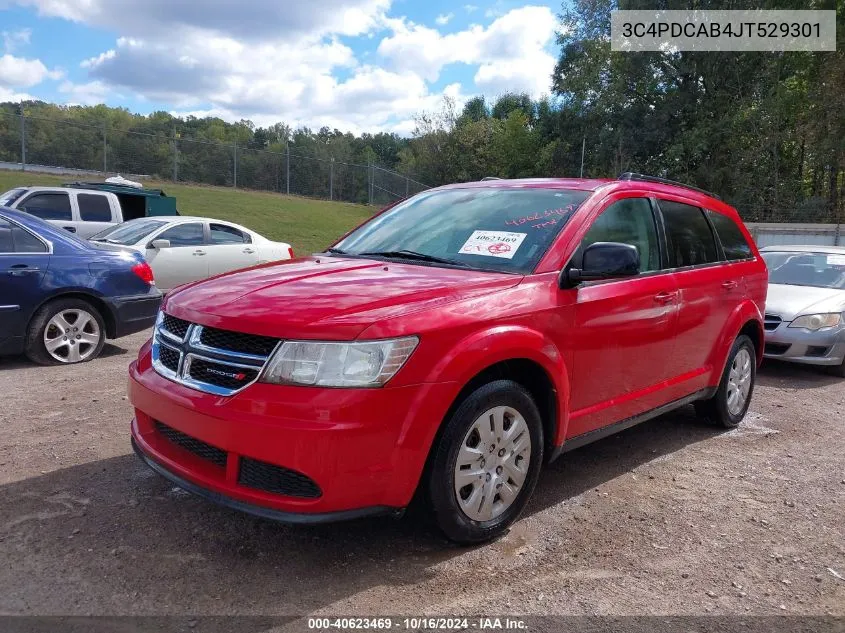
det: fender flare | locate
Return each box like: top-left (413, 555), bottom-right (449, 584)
top-left (414, 325), bottom-right (570, 445)
top-left (709, 299), bottom-right (764, 382)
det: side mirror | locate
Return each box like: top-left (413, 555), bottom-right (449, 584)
top-left (149, 239), bottom-right (171, 249)
top-left (560, 242), bottom-right (640, 288)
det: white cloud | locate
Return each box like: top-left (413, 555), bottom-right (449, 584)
top-left (464, 4), bottom-right (478, 13)
top-left (378, 6), bottom-right (556, 94)
top-left (2, 0), bottom-right (556, 133)
top-left (0, 53), bottom-right (62, 87)
top-left (10, 0), bottom-right (391, 40)
top-left (2, 28), bottom-right (31, 53)
top-left (0, 85), bottom-right (35, 101)
top-left (58, 79), bottom-right (114, 105)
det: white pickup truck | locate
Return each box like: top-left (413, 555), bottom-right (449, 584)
top-left (0, 181), bottom-right (179, 239)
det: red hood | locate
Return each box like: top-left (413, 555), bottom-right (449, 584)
top-left (163, 256), bottom-right (521, 339)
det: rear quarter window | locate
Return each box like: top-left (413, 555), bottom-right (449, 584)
top-left (706, 210), bottom-right (753, 261)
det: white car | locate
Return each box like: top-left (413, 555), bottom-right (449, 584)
top-left (90, 217), bottom-right (293, 292)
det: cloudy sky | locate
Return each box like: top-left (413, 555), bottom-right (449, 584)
top-left (0, 0), bottom-right (561, 134)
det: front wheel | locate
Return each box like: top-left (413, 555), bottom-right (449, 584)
top-left (695, 334), bottom-right (756, 428)
top-left (25, 298), bottom-right (107, 365)
top-left (425, 380), bottom-right (544, 544)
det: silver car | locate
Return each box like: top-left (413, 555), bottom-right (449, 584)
top-left (760, 245), bottom-right (845, 376)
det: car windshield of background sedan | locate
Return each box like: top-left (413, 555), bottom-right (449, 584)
top-left (332, 188), bottom-right (590, 274)
top-left (763, 251), bottom-right (845, 289)
top-left (90, 219), bottom-right (168, 245)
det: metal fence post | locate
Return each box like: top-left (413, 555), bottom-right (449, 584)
top-left (172, 130), bottom-right (178, 182)
top-left (20, 112), bottom-right (26, 171)
top-left (368, 161), bottom-right (373, 205)
top-left (330, 157), bottom-right (334, 201)
top-left (102, 123), bottom-right (108, 173)
top-left (233, 144), bottom-right (238, 188)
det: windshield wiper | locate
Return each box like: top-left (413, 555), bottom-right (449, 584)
top-left (357, 250), bottom-right (469, 267)
top-left (323, 247), bottom-right (347, 254)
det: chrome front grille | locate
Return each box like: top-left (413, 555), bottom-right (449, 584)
top-left (764, 314), bottom-right (783, 331)
top-left (151, 312), bottom-right (280, 396)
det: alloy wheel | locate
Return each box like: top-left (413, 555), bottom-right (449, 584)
top-left (43, 309), bottom-right (102, 363)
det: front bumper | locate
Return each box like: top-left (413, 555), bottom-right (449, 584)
top-left (763, 321), bottom-right (845, 367)
top-left (128, 348), bottom-right (457, 518)
top-left (106, 288), bottom-right (162, 338)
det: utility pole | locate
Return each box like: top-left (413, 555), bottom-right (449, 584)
top-left (20, 110), bottom-right (26, 171)
top-left (329, 157), bottom-right (334, 201)
top-left (580, 137), bottom-right (586, 178)
top-left (286, 143), bottom-right (290, 195)
top-left (233, 144), bottom-right (238, 188)
top-left (102, 122), bottom-right (108, 173)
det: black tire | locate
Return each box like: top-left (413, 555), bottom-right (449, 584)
top-left (25, 298), bottom-right (107, 366)
top-left (695, 334), bottom-right (756, 428)
top-left (425, 380), bottom-right (544, 544)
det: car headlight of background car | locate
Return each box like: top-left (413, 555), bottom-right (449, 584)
top-left (261, 337), bottom-right (419, 387)
top-left (788, 313), bottom-right (843, 331)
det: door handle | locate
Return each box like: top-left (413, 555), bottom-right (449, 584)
top-left (193, 250), bottom-right (207, 256)
top-left (654, 291), bottom-right (677, 304)
top-left (243, 248), bottom-right (255, 254)
top-left (722, 280), bottom-right (738, 290)
top-left (63, 226), bottom-right (77, 233)
top-left (8, 264), bottom-right (39, 276)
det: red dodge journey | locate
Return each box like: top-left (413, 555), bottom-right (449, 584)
top-left (129, 173), bottom-right (767, 543)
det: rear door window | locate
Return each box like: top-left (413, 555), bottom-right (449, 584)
top-left (19, 193), bottom-right (72, 221)
top-left (659, 200), bottom-right (719, 268)
top-left (210, 223), bottom-right (251, 244)
top-left (0, 219), bottom-right (12, 251)
top-left (77, 194), bottom-right (113, 222)
top-left (706, 210), bottom-right (753, 261)
top-left (0, 219), bottom-right (47, 253)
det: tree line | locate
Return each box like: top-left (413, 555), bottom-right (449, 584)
top-left (0, 0), bottom-right (841, 219)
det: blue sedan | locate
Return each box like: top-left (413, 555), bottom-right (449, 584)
top-left (0, 207), bottom-right (162, 365)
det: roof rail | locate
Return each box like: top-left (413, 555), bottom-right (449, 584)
top-left (480, 176), bottom-right (502, 181)
top-left (618, 172), bottom-right (721, 200)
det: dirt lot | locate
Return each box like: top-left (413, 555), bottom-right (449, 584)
top-left (0, 332), bottom-right (843, 619)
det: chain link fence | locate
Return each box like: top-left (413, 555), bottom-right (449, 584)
top-left (0, 111), bottom-right (430, 206)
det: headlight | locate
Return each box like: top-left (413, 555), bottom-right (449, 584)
top-left (261, 337), bottom-right (419, 387)
top-left (788, 313), bottom-right (842, 331)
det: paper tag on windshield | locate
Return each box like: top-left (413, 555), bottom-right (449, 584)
top-left (828, 255), bottom-right (845, 265)
top-left (459, 231), bottom-right (527, 259)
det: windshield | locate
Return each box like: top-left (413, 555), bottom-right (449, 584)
top-left (762, 251), bottom-right (845, 289)
top-left (333, 188), bottom-right (590, 273)
top-left (0, 188), bottom-right (27, 207)
top-left (90, 219), bottom-right (168, 245)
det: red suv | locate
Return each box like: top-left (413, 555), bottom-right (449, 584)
top-left (129, 174), bottom-right (767, 543)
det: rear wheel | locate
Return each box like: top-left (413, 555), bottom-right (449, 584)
top-left (25, 298), bottom-right (106, 366)
top-left (425, 380), bottom-right (544, 544)
top-left (695, 334), bottom-right (756, 428)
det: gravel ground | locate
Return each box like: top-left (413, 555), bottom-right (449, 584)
top-left (0, 332), bottom-right (843, 618)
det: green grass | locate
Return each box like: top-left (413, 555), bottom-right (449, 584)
top-left (0, 170), bottom-right (374, 256)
